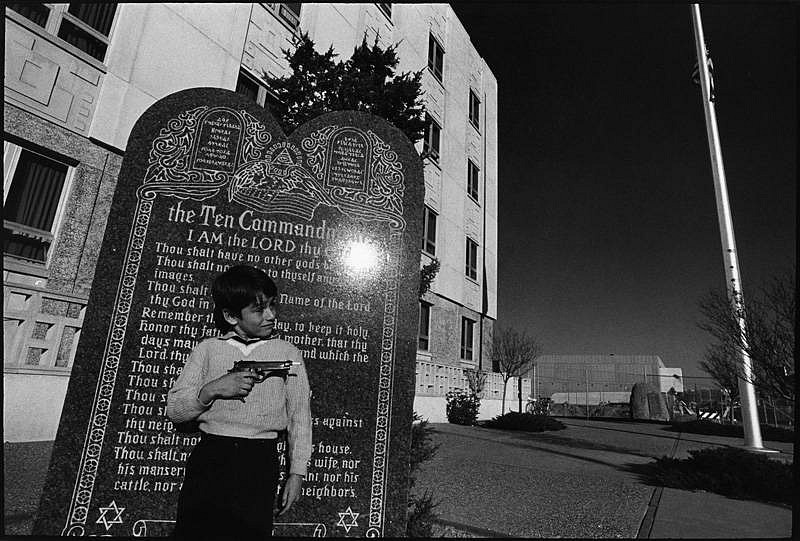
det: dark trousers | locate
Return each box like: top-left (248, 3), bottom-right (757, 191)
top-left (173, 432), bottom-right (279, 540)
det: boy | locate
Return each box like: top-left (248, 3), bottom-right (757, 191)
top-left (167, 265), bottom-right (312, 539)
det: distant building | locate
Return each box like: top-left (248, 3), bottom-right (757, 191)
top-left (526, 354), bottom-right (684, 405)
top-left (3, 3), bottom-right (499, 441)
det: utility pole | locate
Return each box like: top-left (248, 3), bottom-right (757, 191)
top-left (690, 4), bottom-right (774, 452)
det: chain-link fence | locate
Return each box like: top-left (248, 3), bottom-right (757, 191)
top-left (528, 367), bottom-right (794, 428)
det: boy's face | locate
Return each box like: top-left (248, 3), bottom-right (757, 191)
top-left (224, 293), bottom-right (277, 339)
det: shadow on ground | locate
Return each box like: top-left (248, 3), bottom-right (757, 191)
top-left (623, 451), bottom-right (794, 510)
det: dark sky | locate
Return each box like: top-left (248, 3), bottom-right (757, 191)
top-left (452, 3), bottom-right (796, 380)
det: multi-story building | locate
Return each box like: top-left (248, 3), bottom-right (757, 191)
top-left (527, 354), bottom-right (685, 405)
top-left (3, 3), bottom-right (500, 440)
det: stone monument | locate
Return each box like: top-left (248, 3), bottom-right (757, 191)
top-left (33, 88), bottom-right (424, 537)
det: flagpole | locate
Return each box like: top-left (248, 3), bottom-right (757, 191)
top-left (689, 4), bottom-right (775, 452)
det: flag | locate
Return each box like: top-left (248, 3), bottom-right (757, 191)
top-left (691, 48), bottom-right (716, 102)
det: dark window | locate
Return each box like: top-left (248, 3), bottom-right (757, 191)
top-left (467, 159), bottom-right (479, 202)
top-left (418, 302), bottom-right (431, 351)
top-left (422, 206), bottom-right (437, 255)
top-left (67, 3), bottom-right (116, 35)
top-left (4, 149), bottom-right (69, 264)
top-left (263, 87), bottom-right (284, 114)
top-left (427, 34), bottom-right (444, 82)
top-left (377, 3), bottom-right (392, 18)
top-left (460, 317), bottom-right (474, 360)
top-left (469, 89), bottom-right (480, 130)
top-left (7, 2), bottom-right (50, 27)
top-left (278, 3), bottom-right (301, 28)
top-left (236, 71), bottom-right (261, 103)
top-left (465, 237), bottom-right (478, 280)
top-left (57, 3), bottom-right (117, 62)
top-left (423, 114), bottom-right (440, 162)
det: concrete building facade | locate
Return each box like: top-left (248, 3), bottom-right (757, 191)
top-left (3, 3), bottom-right (499, 441)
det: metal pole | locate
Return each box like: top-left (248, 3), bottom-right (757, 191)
top-left (690, 4), bottom-right (773, 452)
top-left (585, 367), bottom-right (589, 420)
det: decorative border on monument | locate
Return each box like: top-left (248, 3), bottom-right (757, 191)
top-left (366, 229), bottom-right (402, 537)
top-left (62, 106), bottom-right (407, 536)
top-left (61, 188), bottom-right (156, 536)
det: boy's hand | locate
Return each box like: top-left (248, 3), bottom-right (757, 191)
top-left (278, 474), bottom-right (303, 515)
top-left (200, 372), bottom-right (257, 402)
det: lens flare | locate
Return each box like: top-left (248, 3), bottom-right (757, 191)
top-left (344, 240), bottom-right (379, 274)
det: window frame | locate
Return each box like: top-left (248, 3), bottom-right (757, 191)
top-left (418, 301), bottom-right (431, 351)
top-left (422, 206), bottom-right (437, 256)
top-left (469, 89), bottom-right (481, 131)
top-left (423, 114), bottom-right (441, 163)
top-left (8, 3), bottom-right (118, 64)
top-left (3, 142), bottom-right (75, 268)
top-left (465, 237), bottom-right (479, 281)
top-left (467, 159), bottom-right (480, 202)
top-left (261, 3), bottom-right (301, 32)
top-left (460, 316), bottom-right (475, 361)
top-left (377, 3), bottom-right (392, 19)
top-left (427, 33), bottom-right (444, 83)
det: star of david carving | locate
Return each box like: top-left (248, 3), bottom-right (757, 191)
top-left (336, 507), bottom-right (360, 533)
top-left (96, 500), bottom-right (125, 531)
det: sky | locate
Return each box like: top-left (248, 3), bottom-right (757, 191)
top-left (452, 3), bottom-right (796, 380)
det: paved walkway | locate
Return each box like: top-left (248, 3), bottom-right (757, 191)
top-left (416, 419), bottom-right (793, 538)
top-left (4, 419), bottom-right (794, 538)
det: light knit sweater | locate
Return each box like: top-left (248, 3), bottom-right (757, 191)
top-left (166, 333), bottom-right (312, 476)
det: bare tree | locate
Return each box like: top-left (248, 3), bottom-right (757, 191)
top-left (464, 367), bottom-right (488, 399)
top-left (698, 342), bottom-right (741, 401)
top-left (489, 327), bottom-right (543, 414)
top-left (698, 269), bottom-right (795, 402)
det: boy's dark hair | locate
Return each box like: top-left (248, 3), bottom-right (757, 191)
top-left (211, 265), bottom-right (278, 332)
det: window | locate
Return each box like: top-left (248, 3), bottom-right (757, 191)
top-left (4, 144), bottom-right (72, 265)
top-left (465, 237), bottom-right (478, 280)
top-left (467, 159), bottom-right (480, 202)
top-left (236, 70), bottom-right (261, 103)
top-left (377, 3), bottom-right (392, 18)
top-left (423, 114), bottom-right (441, 162)
top-left (460, 317), bottom-right (474, 361)
top-left (469, 89), bottom-right (481, 130)
top-left (7, 3), bottom-right (117, 62)
top-left (427, 34), bottom-right (444, 82)
top-left (418, 301), bottom-right (431, 351)
top-left (278, 3), bottom-right (301, 29)
top-left (6, 2), bottom-right (49, 28)
top-left (422, 206), bottom-right (437, 255)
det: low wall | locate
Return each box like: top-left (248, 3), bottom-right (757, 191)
top-left (3, 372), bottom-right (68, 442)
top-left (413, 395), bottom-right (525, 424)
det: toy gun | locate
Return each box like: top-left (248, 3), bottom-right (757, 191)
top-left (229, 360), bottom-right (299, 382)
top-left (229, 360), bottom-right (299, 403)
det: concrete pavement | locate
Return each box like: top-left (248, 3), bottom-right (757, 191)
top-left (4, 418), bottom-right (794, 538)
top-left (417, 418), bottom-right (793, 538)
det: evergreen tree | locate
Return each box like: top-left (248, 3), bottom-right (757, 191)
top-left (263, 33), bottom-right (427, 143)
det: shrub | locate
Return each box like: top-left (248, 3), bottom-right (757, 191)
top-left (646, 446), bottom-right (793, 505)
top-left (407, 490), bottom-right (439, 538)
top-left (445, 389), bottom-right (480, 426)
top-left (667, 420), bottom-right (795, 443)
top-left (483, 412), bottom-right (566, 432)
top-left (407, 413), bottom-right (441, 537)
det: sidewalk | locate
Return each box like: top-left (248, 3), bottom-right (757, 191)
top-left (417, 419), bottom-right (793, 538)
top-left (4, 419), bottom-right (794, 538)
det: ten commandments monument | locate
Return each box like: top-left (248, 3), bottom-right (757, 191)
top-left (33, 88), bottom-right (424, 537)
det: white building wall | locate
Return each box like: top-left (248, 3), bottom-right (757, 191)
top-left (4, 373), bottom-right (68, 441)
top-left (90, 3), bottom-right (251, 150)
top-left (3, 3), bottom-right (499, 441)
